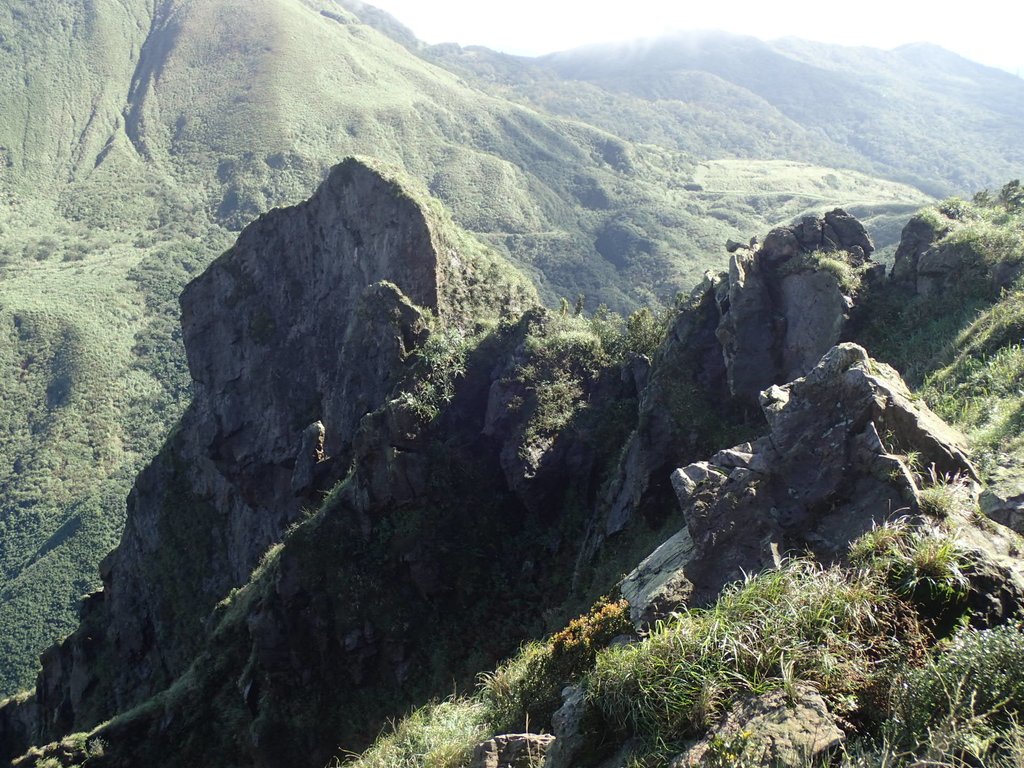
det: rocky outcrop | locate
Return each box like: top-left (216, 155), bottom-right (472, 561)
top-left (470, 734), bottom-right (554, 768)
top-left (0, 695), bottom-right (34, 766)
top-left (623, 343), bottom-right (999, 613)
top-left (717, 209), bottom-right (882, 402)
top-left (981, 459), bottom-right (1024, 533)
top-left (890, 213), bottom-right (951, 286)
top-left (25, 158), bottom-right (533, 746)
top-left (16, 195), bottom-right (1024, 768)
top-left (672, 685), bottom-right (844, 768)
top-left (596, 275), bottom-right (731, 542)
top-left (586, 210), bottom-right (882, 554)
top-left (891, 208), bottom-right (1023, 297)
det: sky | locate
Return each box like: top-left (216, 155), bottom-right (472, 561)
top-left (358, 0), bottom-right (1024, 76)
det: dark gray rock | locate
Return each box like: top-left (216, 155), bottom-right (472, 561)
top-left (620, 527), bottom-right (697, 626)
top-left (27, 158), bottom-right (528, 742)
top-left (625, 343), bottom-right (982, 613)
top-left (716, 209), bottom-right (876, 404)
top-left (891, 214), bottom-right (949, 285)
top-left (981, 459), bottom-right (1024, 533)
top-left (823, 209), bottom-right (873, 259)
top-left (543, 685), bottom-right (588, 768)
top-left (471, 734), bottom-right (555, 768)
top-left (585, 273), bottom-right (729, 551)
top-left (0, 693), bottom-right (36, 765)
top-left (291, 421), bottom-right (326, 496)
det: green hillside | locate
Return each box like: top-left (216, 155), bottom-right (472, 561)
top-left (0, 0), bottom-right (1014, 699)
top-left (421, 30), bottom-right (1024, 198)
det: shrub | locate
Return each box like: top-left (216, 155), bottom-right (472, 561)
top-left (887, 623), bottom-right (1024, 764)
top-left (397, 326), bottom-right (470, 422)
top-left (477, 642), bottom-right (553, 734)
top-left (479, 598), bottom-right (631, 733)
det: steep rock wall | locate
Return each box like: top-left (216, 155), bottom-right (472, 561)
top-left (25, 158), bottom-right (515, 744)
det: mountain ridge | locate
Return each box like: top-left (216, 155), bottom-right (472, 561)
top-left (0, 0), bottom-right (1021, 716)
top-left (6, 170), bottom-right (1024, 768)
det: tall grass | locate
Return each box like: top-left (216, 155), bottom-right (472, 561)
top-left (590, 560), bottom-right (919, 743)
top-left (339, 699), bottom-right (489, 768)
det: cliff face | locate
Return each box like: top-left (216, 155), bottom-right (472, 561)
top-left (25, 158), bottom-right (533, 745)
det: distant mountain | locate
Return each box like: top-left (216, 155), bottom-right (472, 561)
top-left (0, 0), bottom-right (1018, 700)
top-left (421, 30), bottom-right (1024, 197)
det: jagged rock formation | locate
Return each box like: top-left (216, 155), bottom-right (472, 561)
top-left (717, 209), bottom-right (881, 402)
top-left (892, 207), bottom-right (1024, 298)
top-left (10, 158), bottom-right (534, 753)
top-left (622, 343), bottom-right (1024, 622)
top-left (10, 198), bottom-right (1024, 768)
top-left (588, 209), bottom-right (882, 554)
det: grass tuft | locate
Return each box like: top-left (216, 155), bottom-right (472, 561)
top-left (338, 698), bottom-right (489, 768)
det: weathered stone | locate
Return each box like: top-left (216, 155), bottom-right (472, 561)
top-left (631, 344), bottom-right (981, 607)
top-left (777, 269), bottom-right (847, 382)
top-left (671, 461), bottom-right (727, 503)
top-left (953, 513), bottom-right (1024, 626)
top-left (471, 734), bottom-right (555, 768)
top-left (588, 275), bottom-right (728, 545)
top-left (823, 209), bottom-right (873, 258)
top-left (760, 228), bottom-right (800, 262)
top-left (891, 214), bottom-right (949, 285)
top-left (620, 528), bottom-right (697, 626)
top-left (716, 210), bottom-right (876, 403)
top-left (890, 209), bottom-right (1021, 297)
top-left (711, 443), bottom-right (755, 470)
top-left (0, 693), bottom-right (36, 765)
top-left (916, 244), bottom-right (970, 297)
top-left (543, 685), bottom-right (588, 768)
top-left (291, 421), bottom-right (327, 496)
top-left (27, 158), bottom-right (531, 744)
top-left (717, 251), bottom-right (777, 401)
top-left (981, 459), bottom-right (1024, 533)
top-left (672, 685), bottom-right (844, 768)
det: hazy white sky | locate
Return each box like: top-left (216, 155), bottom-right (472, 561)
top-left (360, 0), bottom-right (1024, 75)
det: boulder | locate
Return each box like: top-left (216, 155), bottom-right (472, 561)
top-left (471, 734), bottom-right (555, 768)
top-left (671, 685), bottom-right (844, 768)
top-left (980, 459), bottom-right (1024, 533)
top-left (619, 528), bottom-right (697, 626)
top-left (542, 685), bottom-right (588, 768)
top-left (891, 214), bottom-right (949, 286)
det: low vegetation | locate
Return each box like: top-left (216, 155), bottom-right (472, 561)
top-left (333, 699), bottom-right (489, 768)
top-left (0, 0), bottom-right (980, 698)
top-left (591, 561), bottom-right (921, 745)
top-left (345, 537), bottom-right (1024, 768)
